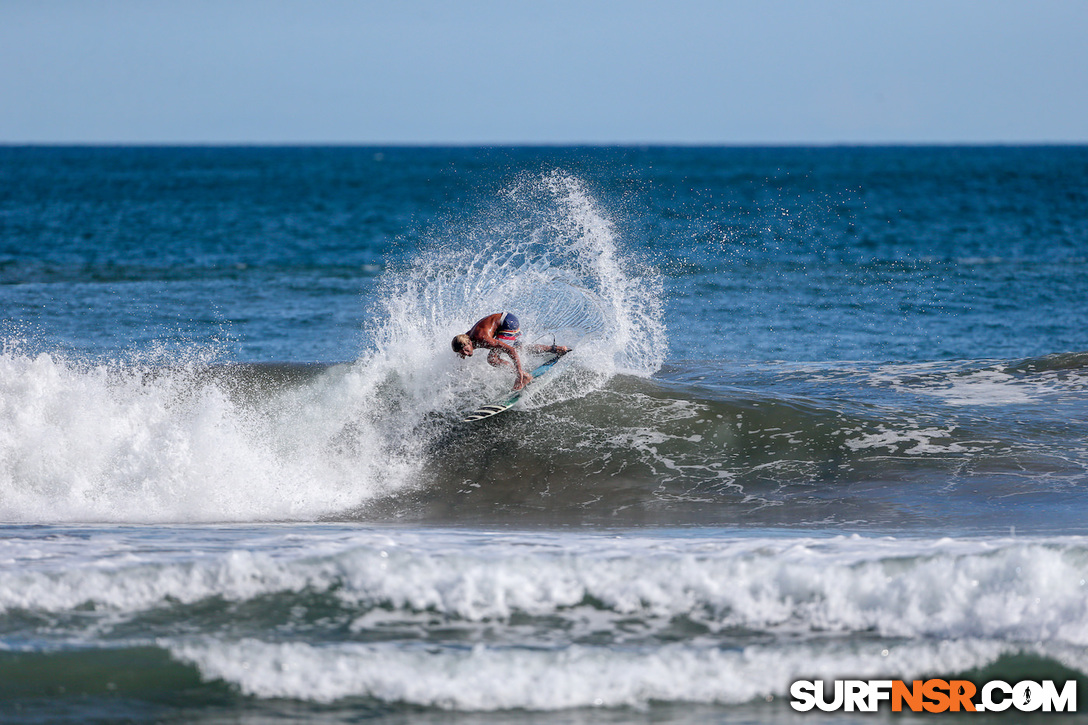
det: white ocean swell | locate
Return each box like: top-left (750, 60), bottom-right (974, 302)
top-left (166, 637), bottom-right (1073, 709)
top-left (3, 530), bottom-right (1088, 647)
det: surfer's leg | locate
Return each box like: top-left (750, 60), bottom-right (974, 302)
top-left (528, 343), bottom-right (571, 356)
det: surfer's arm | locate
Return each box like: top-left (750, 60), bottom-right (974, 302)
top-left (497, 341), bottom-right (529, 379)
top-left (493, 339), bottom-right (532, 389)
top-left (476, 334), bottom-right (530, 384)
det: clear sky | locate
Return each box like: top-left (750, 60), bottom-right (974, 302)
top-left (2, 0), bottom-right (1086, 144)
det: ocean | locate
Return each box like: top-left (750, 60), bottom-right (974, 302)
top-left (1, 145), bottom-right (1087, 723)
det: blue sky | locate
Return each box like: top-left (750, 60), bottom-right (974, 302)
top-left (2, 0), bottom-right (1085, 144)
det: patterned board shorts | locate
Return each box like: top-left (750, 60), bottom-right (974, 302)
top-left (495, 312), bottom-right (521, 345)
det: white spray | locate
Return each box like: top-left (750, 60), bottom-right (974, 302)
top-left (0, 171), bottom-right (664, 522)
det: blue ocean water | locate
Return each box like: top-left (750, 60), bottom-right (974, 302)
top-left (1, 146), bottom-right (1087, 722)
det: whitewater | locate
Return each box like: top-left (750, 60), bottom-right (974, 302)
top-left (1, 146), bottom-right (1087, 723)
top-left (1, 170), bottom-right (663, 523)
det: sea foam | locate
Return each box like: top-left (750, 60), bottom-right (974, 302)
top-left (0, 171), bottom-right (662, 523)
top-left (5, 526), bottom-right (1088, 708)
top-left (5, 530), bottom-right (1088, 646)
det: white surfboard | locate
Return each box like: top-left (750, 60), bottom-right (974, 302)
top-left (462, 354), bottom-right (565, 422)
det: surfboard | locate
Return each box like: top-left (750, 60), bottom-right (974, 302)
top-left (462, 353), bottom-right (565, 422)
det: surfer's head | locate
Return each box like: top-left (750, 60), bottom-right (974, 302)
top-left (452, 334), bottom-right (473, 358)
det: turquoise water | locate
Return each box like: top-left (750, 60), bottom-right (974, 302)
top-left (1, 146), bottom-right (1087, 722)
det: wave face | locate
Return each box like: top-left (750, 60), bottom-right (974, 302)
top-left (375, 352), bottom-right (1088, 531)
top-left (4, 348), bottom-right (1085, 529)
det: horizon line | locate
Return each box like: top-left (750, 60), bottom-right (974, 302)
top-left (3, 140), bottom-right (1087, 149)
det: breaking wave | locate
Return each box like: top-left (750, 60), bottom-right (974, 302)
top-left (0, 171), bottom-right (665, 523)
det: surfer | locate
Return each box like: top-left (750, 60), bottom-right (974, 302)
top-left (452, 312), bottom-right (570, 390)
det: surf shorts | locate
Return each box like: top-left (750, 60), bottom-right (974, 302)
top-left (495, 312), bottom-right (522, 345)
